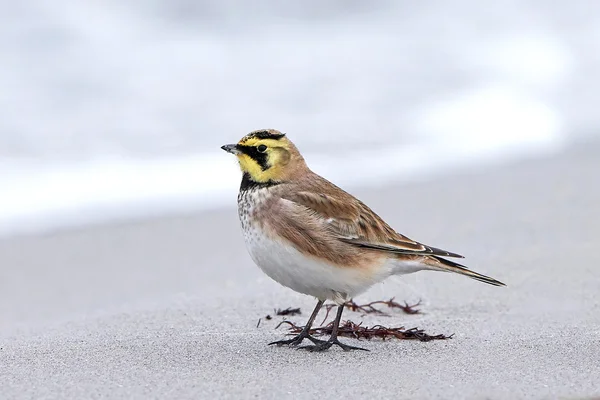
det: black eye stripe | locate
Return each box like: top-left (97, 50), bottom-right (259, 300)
top-left (237, 145), bottom-right (269, 170)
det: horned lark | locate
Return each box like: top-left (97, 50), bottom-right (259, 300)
top-left (222, 129), bottom-right (505, 352)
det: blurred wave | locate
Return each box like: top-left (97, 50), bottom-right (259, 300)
top-left (0, 1), bottom-right (598, 236)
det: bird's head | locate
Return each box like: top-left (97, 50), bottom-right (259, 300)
top-left (221, 129), bottom-right (306, 183)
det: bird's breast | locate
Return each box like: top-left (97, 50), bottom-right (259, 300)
top-left (236, 188), bottom-right (388, 301)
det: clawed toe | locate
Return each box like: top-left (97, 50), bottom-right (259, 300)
top-left (300, 339), bottom-right (369, 352)
top-left (299, 343), bottom-right (330, 352)
top-left (267, 301), bottom-right (368, 352)
top-left (269, 334), bottom-right (325, 347)
top-left (269, 338), bottom-right (302, 347)
top-left (335, 341), bottom-right (369, 352)
top-left (307, 336), bottom-right (327, 345)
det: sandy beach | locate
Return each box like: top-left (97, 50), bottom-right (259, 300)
top-left (1, 140), bottom-right (599, 399)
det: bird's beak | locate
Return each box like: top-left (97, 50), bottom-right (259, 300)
top-left (221, 144), bottom-right (241, 155)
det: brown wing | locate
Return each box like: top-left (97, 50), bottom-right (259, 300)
top-left (280, 180), bottom-right (463, 259)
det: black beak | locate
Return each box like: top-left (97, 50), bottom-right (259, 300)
top-left (221, 144), bottom-right (241, 155)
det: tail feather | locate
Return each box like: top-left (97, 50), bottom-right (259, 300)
top-left (426, 256), bottom-right (506, 287)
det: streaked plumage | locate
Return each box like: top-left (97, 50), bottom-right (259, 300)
top-left (222, 129), bottom-right (505, 351)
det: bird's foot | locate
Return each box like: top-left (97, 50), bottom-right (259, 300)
top-left (300, 338), bottom-right (369, 352)
top-left (268, 332), bottom-right (326, 347)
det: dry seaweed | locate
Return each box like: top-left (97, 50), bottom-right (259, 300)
top-left (257, 314), bottom-right (274, 328)
top-left (276, 320), bottom-right (451, 342)
top-left (320, 298), bottom-right (421, 325)
top-left (275, 307), bottom-right (302, 316)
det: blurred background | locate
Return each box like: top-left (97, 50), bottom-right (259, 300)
top-left (1, 0), bottom-right (599, 237)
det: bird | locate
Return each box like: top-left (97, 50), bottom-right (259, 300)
top-left (221, 129), bottom-right (505, 352)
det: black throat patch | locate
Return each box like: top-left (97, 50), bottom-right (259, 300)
top-left (240, 173), bottom-right (280, 191)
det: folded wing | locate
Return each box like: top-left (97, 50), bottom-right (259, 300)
top-left (281, 189), bottom-right (464, 259)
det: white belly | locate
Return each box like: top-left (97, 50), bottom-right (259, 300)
top-left (242, 224), bottom-right (384, 302)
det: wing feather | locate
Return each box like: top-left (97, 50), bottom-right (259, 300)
top-left (281, 189), bottom-right (463, 258)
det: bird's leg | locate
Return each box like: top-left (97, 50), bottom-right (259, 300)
top-left (269, 300), bottom-right (327, 347)
top-left (301, 304), bottom-right (369, 352)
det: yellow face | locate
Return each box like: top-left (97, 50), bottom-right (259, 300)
top-left (221, 131), bottom-right (293, 183)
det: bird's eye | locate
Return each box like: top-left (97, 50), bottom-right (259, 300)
top-left (257, 144), bottom-right (268, 153)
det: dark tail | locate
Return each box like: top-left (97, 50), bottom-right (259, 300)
top-left (425, 256), bottom-right (506, 287)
